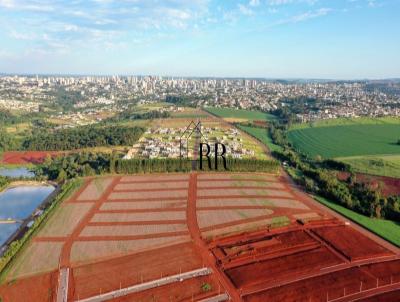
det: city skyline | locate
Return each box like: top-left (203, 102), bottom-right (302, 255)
top-left (0, 0), bottom-right (399, 79)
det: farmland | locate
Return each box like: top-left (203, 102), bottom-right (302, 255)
top-left (204, 107), bottom-right (277, 122)
top-left (237, 124), bottom-right (283, 153)
top-left (287, 123), bottom-right (400, 159)
top-left (1, 172), bottom-right (399, 302)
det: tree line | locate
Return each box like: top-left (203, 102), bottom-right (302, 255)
top-left (36, 152), bottom-right (280, 181)
top-left (22, 125), bottom-right (145, 151)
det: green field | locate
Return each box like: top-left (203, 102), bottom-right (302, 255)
top-left (204, 107), bottom-right (277, 122)
top-left (315, 196), bottom-right (400, 247)
top-left (288, 124), bottom-right (400, 159)
top-left (338, 155), bottom-right (400, 178)
top-left (290, 116), bottom-right (400, 130)
top-left (237, 125), bottom-right (283, 153)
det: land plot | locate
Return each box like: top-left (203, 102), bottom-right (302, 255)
top-left (0, 271), bottom-right (57, 302)
top-left (357, 290), bottom-right (400, 302)
top-left (363, 260), bottom-right (400, 285)
top-left (197, 209), bottom-right (273, 229)
top-left (109, 275), bottom-right (219, 302)
top-left (109, 190), bottom-right (187, 200)
top-left (197, 173), bottom-right (278, 181)
top-left (71, 236), bottom-right (191, 265)
top-left (80, 224), bottom-right (188, 237)
top-left (197, 180), bottom-right (285, 189)
top-left (314, 226), bottom-right (393, 261)
top-left (197, 197), bottom-right (308, 210)
top-left (221, 230), bottom-right (317, 257)
top-left (92, 211), bottom-right (186, 223)
top-left (6, 242), bottom-right (63, 279)
top-left (38, 203), bottom-right (92, 237)
top-left (77, 178), bottom-right (114, 201)
top-left (226, 246), bottom-right (343, 289)
top-left (197, 188), bottom-right (293, 198)
top-left (120, 175), bottom-right (189, 182)
top-left (114, 181), bottom-right (188, 191)
top-left (203, 216), bottom-right (291, 239)
top-left (71, 242), bottom-right (203, 300)
top-left (244, 267), bottom-right (378, 302)
top-left (101, 200), bottom-right (187, 210)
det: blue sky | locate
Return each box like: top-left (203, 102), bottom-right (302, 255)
top-left (0, 0), bottom-right (399, 79)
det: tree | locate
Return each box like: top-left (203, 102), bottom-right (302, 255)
top-left (56, 169), bottom-right (67, 182)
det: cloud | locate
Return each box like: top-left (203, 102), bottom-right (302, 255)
top-left (238, 4), bottom-right (254, 16)
top-left (249, 0), bottom-right (260, 6)
top-left (263, 7), bottom-right (332, 28)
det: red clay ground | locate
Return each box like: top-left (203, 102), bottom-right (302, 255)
top-left (338, 172), bottom-right (400, 197)
top-left (0, 151), bottom-right (64, 164)
top-left (1, 172), bottom-right (400, 302)
top-left (108, 275), bottom-right (220, 302)
top-left (0, 271), bottom-right (58, 302)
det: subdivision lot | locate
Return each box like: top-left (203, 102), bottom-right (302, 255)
top-left (71, 242), bottom-right (204, 300)
top-left (77, 177), bottom-right (114, 201)
top-left (38, 203), bottom-right (92, 237)
top-left (7, 242), bottom-right (63, 279)
top-left (1, 172), bottom-right (400, 302)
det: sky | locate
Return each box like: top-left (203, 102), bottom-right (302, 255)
top-left (0, 0), bottom-right (399, 79)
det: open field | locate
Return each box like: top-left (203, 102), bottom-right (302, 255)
top-left (339, 155), bottom-right (400, 178)
top-left (204, 107), bottom-right (277, 122)
top-left (237, 124), bottom-right (283, 153)
top-left (1, 172), bottom-right (400, 302)
top-left (0, 151), bottom-right (64, 164)
top-left (287, 123), bottom-right (400, 159)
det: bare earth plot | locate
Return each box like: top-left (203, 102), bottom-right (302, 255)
top-left (0, 172), bottom-right (399, 302)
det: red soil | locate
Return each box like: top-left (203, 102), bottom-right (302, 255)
top-left (338, 172), bottom-right (400, 197)
top-left (313, 226), bottom-right (393, 261)
top-left (1, 151), bottom-right (63, 164)
top-left (357, 290), bottom-right (400, 302)
top-left (244, 260), bottom-right (400, 302)
top-left (226, 246), bottom-right (343, 290)
top-left (108, 275), bottom-right (219, 302)
top-left (0, 271), bottom-right (58, 302)
top-left (244, 266), bottom-right (378, 302)
top-left (70, 242), bottom-right (204, 300)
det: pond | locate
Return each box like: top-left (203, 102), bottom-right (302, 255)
top-left (0, 167), bottom-right (35, 178)
top-left (0, 185), bottom-right (54, 246)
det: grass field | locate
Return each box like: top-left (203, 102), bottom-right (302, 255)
top-left (287, 124), bottom-right (400, 159)
top-left (315, 196), bottom-right (400, 247)
top-left (289, 116), bottom-right (400, 130)
top-left (237, 125), bottom-right (283, 153)
top-left (204, 107), bottom-right (277, 122)
top-left (338, 155), bottom-right (400, 178)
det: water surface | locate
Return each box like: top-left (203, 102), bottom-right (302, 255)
top-left (0, 185), bottom-right (54, 246)
top-left (0, 167), bottom-right (35, 178)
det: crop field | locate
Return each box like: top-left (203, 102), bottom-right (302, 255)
top-left (1, 172), bottom-right (400, 302)
top-left (204, 107), bottom-right (277, 122)
top-left (237, 124), bottom-right (283, 153)
top-left (287, 123), bottom-right (400, 159)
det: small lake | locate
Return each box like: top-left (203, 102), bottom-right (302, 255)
top-left (0, 167), bottom-right (35, 178)
top-left (0, 185), bottom-right (54, 246)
